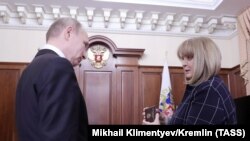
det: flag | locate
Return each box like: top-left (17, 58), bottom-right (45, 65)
top-left (159, 62), bottom-right (175, 124)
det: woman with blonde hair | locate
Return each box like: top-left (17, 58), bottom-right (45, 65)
top-left (143, 37), bottom-right (237, 125)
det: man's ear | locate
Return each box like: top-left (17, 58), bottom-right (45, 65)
top-left (64, 26), bottom-right (73, 40)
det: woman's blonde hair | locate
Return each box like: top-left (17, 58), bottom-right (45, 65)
top-left (177, 37), bottom-right (222, 86)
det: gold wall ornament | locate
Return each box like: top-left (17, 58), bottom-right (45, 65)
top-left (87, 45), bottom-right (110, 69)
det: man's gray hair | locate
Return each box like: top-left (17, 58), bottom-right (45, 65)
top-left (46, 18), bottom-right (82, 42)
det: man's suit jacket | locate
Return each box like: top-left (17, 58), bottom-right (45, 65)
top-left (16, 49), bottom-right (89, 141)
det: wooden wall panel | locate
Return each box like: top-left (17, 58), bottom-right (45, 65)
top-left (219, 70), bottom-right (230, 90)
top-left (0, 70), bottom-right (18, 141)
top-left (121, 71), bottom-right (135, 124)
top-left (0, 62), bottom-right (246, 141)
top-left (138, 66), bottom-right (162, 123)
top-left (84, 71), bottom-right (113, 124)
top-left (116, 66), bottom-right (139, 124)
top-left (169, 68), bottom-right (185, 106)
top-left (218, 66), bottom-right (246, 98)
top-left (139, 67), bottom-right (161, 107)
top-left (234, 71), bottom-right (247, 97)
top-left (0, 63), bottom-right (26, 141)
top-left (229, 66), bottom-right (246, 98)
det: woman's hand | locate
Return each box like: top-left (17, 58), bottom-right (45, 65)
top-left (142, 107), bottom-right (160, 125)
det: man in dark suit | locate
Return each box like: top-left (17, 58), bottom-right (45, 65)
top-left (16, 17), bottom-right (89, 141)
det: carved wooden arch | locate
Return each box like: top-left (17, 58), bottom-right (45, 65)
top-left (88, 35), bottom-right (145, 57)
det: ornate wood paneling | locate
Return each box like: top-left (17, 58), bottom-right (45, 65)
top-left (0, 62), bottom-right (247, 138)
top-left (228, 66), bottom-right (247, 98)
top-left (77, 35), bottom-right (144, 125)
top-left (0, 37), bottom-right (247, 140)
top-left (84, 71), bottom-right (113, 124)
top-left (218, 66), bottom-right (246, 98)
top-left (138, 66), bottom-right (162, 123)
top-left (0, 63), bottom-right (26, 141)
top-left (116, 65), bottom-right (139, 124)
top-left (169, 67), bottom-right (186, 106)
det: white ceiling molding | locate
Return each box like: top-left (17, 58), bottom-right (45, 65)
top-left (194, 17), bottom-right (203, 33)
top-left (221, 17), bottom-right (237, 30)
top-left (207, 18), bottom-right (218, 34)
top-left (0, 5), bottom-right (10, 23)
top-left (0, 3), bottom-right (237, 39)
top-left (69, 7), bottom-right (78, 19)
top-left (95, 0), bottom-right (223, 10)
top-left (51, 6), bottom-right (61, 19)
top-left (16, 5), bottom-right (27, 24)
top-left (103, 8), bottom-right (112, 28)
top-left (151, 12), bottom-right (159, 30)
top-left (135, 11), bottom-right (144, 30)
top-left (119, 9), bottom-right (127, 29)
top-left (165, 15), bottom-right (174, 31)
top-left (34, 6), bottom-right (44, 25)
top-left (86, 7), bottom-right (95, 27)
top-left (179, 16), bottom-right (189, 32)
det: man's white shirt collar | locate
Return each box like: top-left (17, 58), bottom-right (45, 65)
top-left (39, 44), bottom-right (65, 58)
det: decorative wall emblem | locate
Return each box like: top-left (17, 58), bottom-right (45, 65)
top-left (87, 45), bottom-right (110, 69)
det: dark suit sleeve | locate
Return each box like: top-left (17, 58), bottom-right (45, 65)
top-left (37, 58), bottom-right (84, 141)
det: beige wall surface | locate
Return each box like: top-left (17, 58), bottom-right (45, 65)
top-left (0, 28), bottom-right (240, 68)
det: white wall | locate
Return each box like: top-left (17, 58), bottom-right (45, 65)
top-left (0, 29), bottom-right (46, 62)
top-left (0, 28), bottom-right (240, 68)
